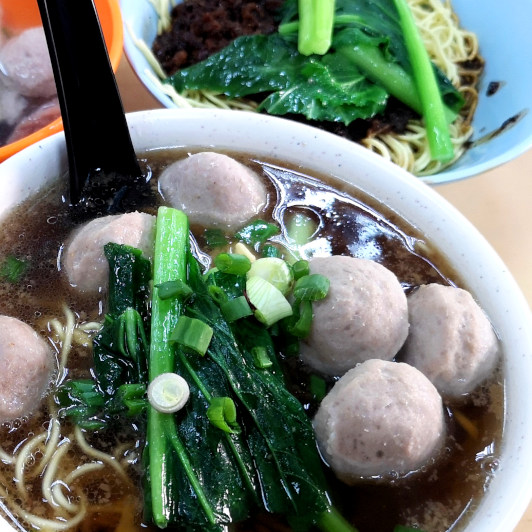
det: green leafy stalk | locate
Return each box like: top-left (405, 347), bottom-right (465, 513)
top-left (147, 208), bottom-right (256, 530)
top-left (57, 244), bottom-right (151, 430)
top-left (298, 0), bottom-right (336, 55)
top-left (147, 206), bottom-right (198, 528)
top-left (391, 0), bottom-right (454, 162)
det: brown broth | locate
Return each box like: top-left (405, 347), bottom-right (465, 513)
top-left (0, 149), bottom-right (503, 532)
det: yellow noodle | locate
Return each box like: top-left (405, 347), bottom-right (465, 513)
top-left (42, 440), bottom-right (72, 508)
top-left (0, 447), bottom-right (15, 465)
top-left (35, 410), bottom-right (62, 476)
top-left (14, 432), bottom-right (47, 497)
top-left (74, 426), bottom-right (128, 480)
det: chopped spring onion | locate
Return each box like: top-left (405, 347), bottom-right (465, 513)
top-left (203, 228), bottom-right (228, 248)
top-left (246, 276), bottom-right (293, 327)
top-left (235, 219), bottom-right (280, 246)
top-left (247, 257), bottom-right (294, 295)
top-left (170, 315), bottom-right (213, 356)
top-left (207, 396), bottom-right (241, 434)
top-left (293, 273), bottom-right (330, 301)
top-left (0, 255), bottom-right (28, 283)
top-left (292, 259), bottom-right (310, 280)
top-left (147, 373), bottom-right (190, 414)
top-left (214, 252), bottom-right (252, 275)
top-left (220, 295), bottom-right (253, 322)
top-left (251, 346), bottom-right (273, 369)
top-left (288, 299), bottom-right (314, 338)
top-left (156, 279), bottom-right (193, 301)
top-left (262, 244), bottom-right (281, 258)
top-left (207, 284), bottom-right (228, 304)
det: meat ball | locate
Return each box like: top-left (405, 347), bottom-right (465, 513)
top-left (0, 78), bottom-right (28, 127)
top-left (7, 97), bottom-right (60, 143)
top-left (0, 316), bottom-right (55, 423)
top-left (402, 283), bottom-right (499, 398)
top-left (299, 256), bottom-right (409, 376)
top-left (313, 359), bottom-right (445, 483)
top-left (0, 27), bottom-right (56, 98)
top-left (158, 151), bottom-right (267, 230)
top-left (63, 211), bottom-right (156, 294)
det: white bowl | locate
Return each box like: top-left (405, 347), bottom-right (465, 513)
top-left (1, 109), bottom-right (532, 531)
top-left (121, 0), bottom-right (532, 184)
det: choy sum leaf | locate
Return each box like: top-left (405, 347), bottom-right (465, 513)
top-left (186, 257), bottom-right (331, 530)
top-left (168, 33), bottom-right (388, 124)
top-left (146, 207), bottom-right (257, 531)
top-left (57, 243), bottom-right (151, 429)
top-left (92, 243), bottom-right (151, 396)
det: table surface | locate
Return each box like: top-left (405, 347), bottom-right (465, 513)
top-left (115, 56), bottom-right (532, 531)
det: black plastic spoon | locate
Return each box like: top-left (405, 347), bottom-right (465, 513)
top-left (36, 0), bottom-right (151, 220)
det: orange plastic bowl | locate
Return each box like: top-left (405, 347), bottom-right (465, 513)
top-left (0, 0), bottom-right (124, 163)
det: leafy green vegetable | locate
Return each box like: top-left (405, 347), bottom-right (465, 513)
top-left (203, 228), bottom-right (228, 248)
top-left (92, 243), bottom-right (151, 396)
top-left (235, 219), bottom-right (281, 246)
top-left (166, 0), bottom-right (464, 146)
top-left (169, 33), bottom-right (388, 124)
top-left (145, 207), bottom-right (256, 530)
top-left (186, 258), bottom-right (332, 530)
top-left (56, 243), bottom-right (151, 429)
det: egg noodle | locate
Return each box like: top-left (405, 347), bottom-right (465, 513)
top-left (129, 0), bottom-right (482, 177)
top-left (0, 307), bottom-right (139, 531)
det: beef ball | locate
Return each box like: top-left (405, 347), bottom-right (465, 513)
top-left (313, 359), bottom-right (445, 483)
top-left (402, 283), bottom-right (499, 398)
top-left (299, 256), bottom-right (409, 376)
top-left (63, 211), bottom-right (155, 294)
top-left (0, 80), bottom-right (27, 127)
top-left (7, 97), bottom-right (60, 143)
top-left (0, 27), bottom-right (55, 98)
top-left (0, 316), bottom-right (55, 423)
top-left (158, 151), bottom-right (267, 230)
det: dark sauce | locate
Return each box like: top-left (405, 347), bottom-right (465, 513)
top-left (0, 149), bottom-right (503, 532)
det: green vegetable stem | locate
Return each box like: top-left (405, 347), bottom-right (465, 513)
top-left (392, 0), bottom-right (454, 162)
top-left (298, 0), bottom-right (336, 55)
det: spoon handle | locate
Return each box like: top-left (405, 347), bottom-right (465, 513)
top-left (37, 0), bottom-right (142, 206)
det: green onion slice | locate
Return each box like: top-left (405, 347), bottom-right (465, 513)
top-left (207, 396), bottom-right (241, 434)
top-left (251, 346), bottom-right (273, 369)
top-left (247, 257), bottom-right (294, 295)
top-left (214, 253), bottom-right (252, 275)
top-left (170, 316), bottom-right (213, 356)
top-left (147, 373), bottom-right (190, 414)
top-left (156, 279), bottom-right (193, 301)
top-left (246, 276), bottom-right (293, 327)
top-left (293, 273), bottom-right (330, 301)
top-left (220, 295), bottom-right (253, 322)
